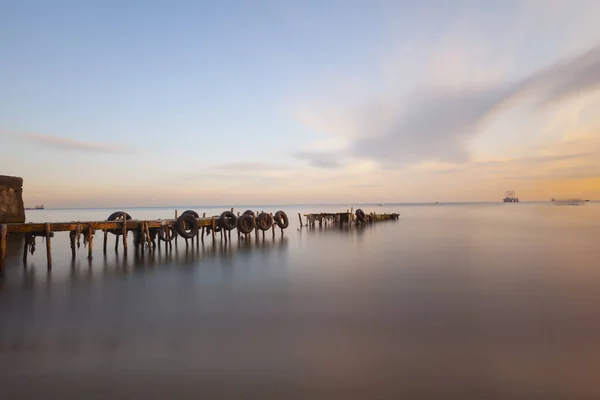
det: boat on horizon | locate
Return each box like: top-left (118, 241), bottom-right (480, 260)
top-left (551, 197), bottom-right (586, 206)
top-left (24, 204), bottom-right (44, 210)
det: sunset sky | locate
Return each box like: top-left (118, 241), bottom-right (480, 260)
top-left (1, 0), bottom-right (599, 207)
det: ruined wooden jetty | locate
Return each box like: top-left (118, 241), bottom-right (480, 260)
top-left (0, 209), bottom-right (289, 270)
top-left (300, 208), bottom-right (400, 228)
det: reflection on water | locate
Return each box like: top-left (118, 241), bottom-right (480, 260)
top-left (1, 203), bottom-right (600, 399)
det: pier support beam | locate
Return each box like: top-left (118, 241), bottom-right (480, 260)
top-left (45, 223), bottom-right (52, 269)
top-left (0, 224), bottom-right (7, 271)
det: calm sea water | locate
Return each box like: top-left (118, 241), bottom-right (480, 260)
top-left (1, 202), bottom-right (600, 399)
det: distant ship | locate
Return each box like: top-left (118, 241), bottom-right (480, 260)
top-left (551, 197), bottom-right (586, 206)
top-left (25, 204), bottom-right (44, 210)
top-left (503, 191), bottom-right (519, 202)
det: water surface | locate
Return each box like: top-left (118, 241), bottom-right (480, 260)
top-left (1, 203), bottom-right (600, 399)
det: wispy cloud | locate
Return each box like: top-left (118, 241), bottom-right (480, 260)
top-left (293, 151), bottom-right (344, 168)
top-left (5, 131), bottom-right (134, 154)
top-left (214, 162), bottom-right (292, 171)
top-left (295, 42), bottom-right (600, 169)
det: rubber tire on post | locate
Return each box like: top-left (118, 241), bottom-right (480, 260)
top-left (274, 211), bottom-right (289, 229)
top-left (181, 210), bottom-right (199, 218)
top-left (256, 212), bottom-right (273, 231)
top-left (174, 214), bottom-right (199, 239)
top-left (107, 211), bottom-right (132, 235)
top-left (158, 225), bottom-right (176, 242)
top-left (355, 209), bottom-right (367, 223)
top-left (243, 210), bottom-right (255, 217)
top-left (237, 214), bottom-right (255, 234)
top-left (219, 211), bottom-right (237, 231)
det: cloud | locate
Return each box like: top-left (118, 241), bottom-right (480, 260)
top-left (293, 151), bottom-right (345, 168)
top-left (214, 162), bottom-right (292, 171)
top-left (5, 131), bottom-right (134, 154)
top-left (297, 42), bottom-right (600, 169)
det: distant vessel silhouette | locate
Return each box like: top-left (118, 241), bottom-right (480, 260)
top-left (503, 191), bottom-right (519, 202)
top-left (25, 204), bottom-right (44, 210)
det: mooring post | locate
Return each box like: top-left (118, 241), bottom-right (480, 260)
top-left (103, 229), bottom-right (108, 254)
top-left (298, 213), bottom-right (303, 228)
top-left (23, 234), bottom-right (29, 265)
top-left (237, 212), bottom-right (241, 241)
top-left (45, 223), bottom-right (52, 269)
top-left (270, 212), bottom-right (275, 238)
top-left (174, 210), bottom-right (178, 246)
top-left (253, 215), bottom-right (258, 241)
top-left (88, 223), bottom-right (93, 260)
top-left (201, 213), bottom-right (206, 243)
top-left (211, 216), bottom-right (216, 242)
top-left (0, 224), bottom-right (7, 271)
top-left (122, 216), bottom-right (128, 254)
top-left (144, 222), bottom-right (152, 252)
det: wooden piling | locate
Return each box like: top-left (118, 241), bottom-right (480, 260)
top-left (201, 213), bottom-right (206, 243)
top-left (88, 223), bottom-right (93, 260)
top-left (103, 229), bottom-right (108, 254)
top-left (174, 210), bottom-right (178, 246)
top-left (0, 224), bottom-right (7, 271)
top-left (253, 215), bottom-right (258, 241)
top-left (211, 216), bottom-right (216, 241)
top-left (298, 213), bottom-right (303, 228)
top-left (45, 223), bottom-right (52, 269)
top-left (144, 222), bottom-right (152, 251)
top-left (122, 216), bottom-right (128, 253)
top-left (70, 232), bottom-right (76, 259)
top-left (23, 234), bottom-right (29, 265)
top-left (237, 212), bottom-right (241, 241)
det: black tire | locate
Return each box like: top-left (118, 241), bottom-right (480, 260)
top-left (274, 211), bottom-right (289, 229)
top-left (356, 209), bottom-right (367, 223)
top-left (243, 210), bottom-right (255, 217)
top-left (237, 214), bottom-right (255, 234)
top-left (181, 210), bottom-right (199, 218)
top-left (219, 211), bottom-right (237, 231)
top-left (256, 212), bottom-right (273, 231)
top-left (158, 225), bottom-right (176, 242)
top-left (174, 214), bottom-right (199, 239)
top-left (107, 211), bottom-right (132, 234)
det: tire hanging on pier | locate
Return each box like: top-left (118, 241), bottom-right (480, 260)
top-left (174, 214), bottom-right (199, 239)
top-left (158, 225), bottom-right (176, 242)
top-left (256, 212), bottom-right (273, 231)
top-left (355, 209), bottom-right (367, 223)
top-left (106, 211), bottom-right (132, 234)
top-left (181, 210), bottom-right (199, 218)
top-left (219, 211), bottom-right (237, 231)
top-left (274, 211), bottom-right (289, 229)
top-left (243, 210), bottom-right (255, 217)
top-left (237, 214), bottom-right (255, 234)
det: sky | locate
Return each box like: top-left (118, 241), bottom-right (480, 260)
top-left (1, 0), bottom-right (599, 207)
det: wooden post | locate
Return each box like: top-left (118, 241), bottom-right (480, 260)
top-left (174, 210), bottom-right (178, 246)
top-left (103, 229), bottom-right (108, 254)
top-left (298, 213), bottom-right (303, 228)
top-left (237, 212), bottom-right (241, 241)
top-left (270, 213), bottom-right (275, 238)
top-left (253, 215), bottom-right (258, 241)
top-left (88, 223), bottom-right (93, 260)
top-left (144, 222), bottom-right (152, 251)
top-left (122, 216), bottom-right (128, 253)
top-left (0, 224), bottom-right (7, 271)
top-left (115, 234), bottom-right (120, 251)
top-left (211, 216), bottom-right (216, 241)
top-left (45, 223), bottom-right (52, 269)
top-left (201, 213), bottom-right (206, 243)
top-left (23, 234), bottom-right (29, 265)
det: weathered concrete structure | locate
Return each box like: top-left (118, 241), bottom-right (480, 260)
top-left (0, 175), bottom-right (25, 223)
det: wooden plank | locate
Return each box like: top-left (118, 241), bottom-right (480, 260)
top-left (45, 223), bottom-right (52, 269)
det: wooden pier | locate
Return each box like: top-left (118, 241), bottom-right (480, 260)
top-left (300, 208), bottom-right (400, 228)
top-left (0, 209), bottom-right (290, 270)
